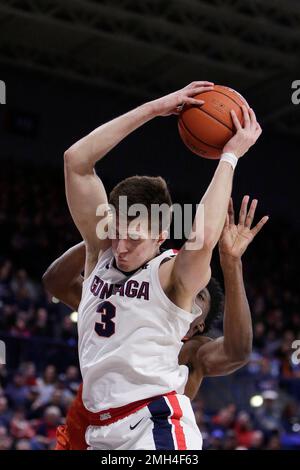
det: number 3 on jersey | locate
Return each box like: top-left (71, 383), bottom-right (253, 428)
top-left (94, 301), bottom-right (116, 338)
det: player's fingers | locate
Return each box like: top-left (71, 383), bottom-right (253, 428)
top-left (187, 86), bottom-right (214, 97)
top-left (238, 195), bottom-right (250, 225)
top-left (228, 197), bottom-right (235, 225)
top-left (251, 215), bottom-right (269, 236)
top-left (230, 110), bottom-right (242, 131)
top-left (242, 105), bottom-right (250, 129)
top-left (249, 108), bottom-right (257, 131)
top-left (255, 122), bottom-right (262, 138)
top-left (245, 199), bottom-right (258, 228)
top-left (184, 98), bottom-right (205, 107)
top-left (188, 81), bottom-right (214, 88)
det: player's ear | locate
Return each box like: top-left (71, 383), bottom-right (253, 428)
top-left (199, 321), bottom-right (205, 333)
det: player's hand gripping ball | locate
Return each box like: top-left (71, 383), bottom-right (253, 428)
top-left (178, 85), bottom-right (249, 159)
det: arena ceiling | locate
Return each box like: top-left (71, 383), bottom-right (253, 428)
top-left (0, 0), bottom-right (300, 135)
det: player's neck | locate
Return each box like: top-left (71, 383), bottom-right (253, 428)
top-left (112, 248), bottom-right (161, 276)
top-left (112, 258), bottom-right (141, 276)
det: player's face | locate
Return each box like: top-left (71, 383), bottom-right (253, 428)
top-left (111, 217), bottom-right (162, 272)
top-left (184, 288), bottom-right (211, 338)
top-left (195, 287), bottom-right (211, 319)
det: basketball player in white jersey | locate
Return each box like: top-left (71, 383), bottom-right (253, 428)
top-left (63, 81), bottom-right (262, 449)
top-left (43, 196), bottom-right (268, 450)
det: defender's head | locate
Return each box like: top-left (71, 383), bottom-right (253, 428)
top-left (108, 175), bottom-right (172, 272)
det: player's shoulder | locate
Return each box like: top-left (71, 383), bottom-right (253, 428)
top-left (181, 335), bottom-right (214, 358)
top-left (194, 335), bottom-right (213, 344)
top-left (180, 335), bottom-right (214, 376)
top-left (180, 335), bottom-right (211, 360)
top-left (183, 335), bottom-right (213, 349)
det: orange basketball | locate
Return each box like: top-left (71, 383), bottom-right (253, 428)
top-left (178, 85), bottom-right (249, 159)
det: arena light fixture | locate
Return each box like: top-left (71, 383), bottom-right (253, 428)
top-left (250, 395), bottom-right (263, 407)
top-left (70, 311), bottom-right (78, 323)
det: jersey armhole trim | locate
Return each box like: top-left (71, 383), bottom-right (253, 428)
top-left (150, 251), bottom-right (199, 322)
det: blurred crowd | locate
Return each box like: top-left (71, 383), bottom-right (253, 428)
top-left (0, 162), bottom-right (300, 450)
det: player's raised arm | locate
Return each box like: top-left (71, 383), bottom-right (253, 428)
top-left (42, 242), bottom-right (86, 311)
top-left (64, 81), bottom-right (214, 277)
top-left (193, 197), bottom-right (269, 376)
top-left (169, 107), bottom-right (262, 299)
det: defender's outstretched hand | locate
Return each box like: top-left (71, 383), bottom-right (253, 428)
top-left (150, 81), bottom-right (214, 116)
top-left (219, 196), bottom-right (269, 260)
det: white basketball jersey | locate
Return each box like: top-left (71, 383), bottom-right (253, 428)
top-left (78, 248), bottom-right (201, 412)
